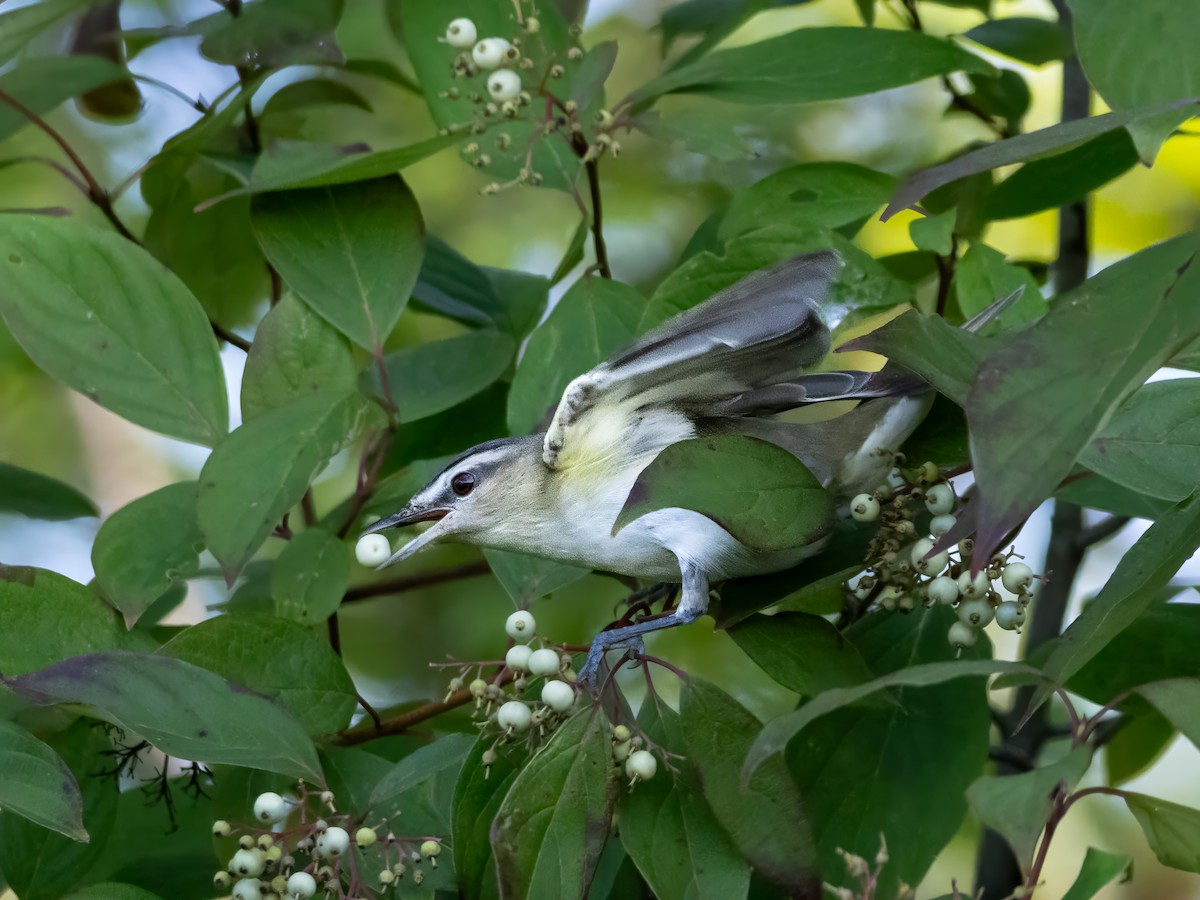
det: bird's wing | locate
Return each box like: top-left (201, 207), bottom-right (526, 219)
top-left (543, 251), bottom-right (842, 469)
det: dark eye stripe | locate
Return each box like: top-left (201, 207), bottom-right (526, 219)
top-left (451, 472), bottom-right (476, 496)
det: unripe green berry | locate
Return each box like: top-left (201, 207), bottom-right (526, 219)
top-left (421, 839), bottom-right (442, 858)
top-left (356, 826), bottom-right (378, 848)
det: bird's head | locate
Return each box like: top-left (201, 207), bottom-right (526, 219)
top-left (362, 436), bottom-right (544, 567)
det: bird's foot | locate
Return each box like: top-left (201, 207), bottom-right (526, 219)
top-left (579, 631), bottom-right (645, 694)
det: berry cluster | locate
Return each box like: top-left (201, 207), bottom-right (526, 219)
top-left (610, 724), bottom-right (658, 786)
top-left (847, 460), bottom-right (1043, 655)
top-left (208, 786), bottom-right (443, 898)
top-left (823, 836), bottom-right (914, 900)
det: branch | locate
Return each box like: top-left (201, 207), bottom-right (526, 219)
top-left (584, 158), bottom-right (612, 279)
top-left (210, 320), bottom-right (251, 352)
top-left (342, 561), bottom-right (491, 604)
top-left (334, 667), bottom-right (516, 745)
top-left (935, 233), bottom-right (959, 317)
top-left (1075, 515), bottom-right (1130, 551)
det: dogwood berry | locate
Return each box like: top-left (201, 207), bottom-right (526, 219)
top-left (355, 533), bottom-right (391, 566)
top-left (957, 598), bottom-right (995, 628)
top-left (925, 483), bottom-right (955, 515)
top-left (421, 839), bottom-right (442, 858)
top-left (232, 879), bottom-right (262, 900)
top-left (505, 610), bottom-right (536, 642)
top-left (472, 38), bottom-right (512, 70)
top-left (231, 848), bottom-right (265, 877)
top-left (356, 826), bottom-right (378, 848)
top-left (505, 644), bottom-right (532, 672)
top-left (626, 750), bottom-right (657, 781)
top-left (995, 601), bottom-right (1026, 631)
top-left (213, 872), bottom-right (232, 890)
top-left (850, 494), bottom-right (880, 522)
top-left (487, 69), bottom-right (522, 102)
top-left (1002, 562), bottom-right (1034, 594)
top-left (958, 570), bottom-right (990, 600)
top-left (253, 791), bottom-right (288, 824)
top-left (498, 700), bottom-right (532, 732)
top-left (286, 871), bottom-right (318, 899)
top-left (927, 575), bottom-right (959, 606)
top-left (445, 17), bottom-right (477, 47)
top-left (212, 819), bottom-right (232, 837)
top-left (929, 514), bottom-right (957, 537)
top-left (527, 648), bottom-right (561, 677)
top-left (316, 826), bottom-right (350, 858)
top-left (541, 679), bottom-right (575, 713)
top-left (911, 538), bottom-right (948, 576)
top-left (948, 621), bottom-right (977, 649)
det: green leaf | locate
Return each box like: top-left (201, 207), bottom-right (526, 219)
top-left (1081, 380), bottom-right (1200, 502)
top-left (369, 732), bottom-right (475, 816)
top-left (251, 176), bottom-right (424, 350)
top-left (319, 745), bottom-right (392, 817)
top-left (730, 611), bottom-right (874, 696)
top-left (158, 613), bottom-right (356, 736)
top-left (983, 129), bottom-right (1139, 222)
top-left (748, 654), bottom-right (1034, 775)
top-left (0, 0), bottom-right (93, 66)
top-left (91, 482), bottom-right (202, 628)
top-left (571, 40), bottom-right (618, 110)
top-left (782, 607), bottom-right (997, 896)
top-left (636, 108), bottom-right (754, 161)
top-left (1028, 494), bottom-right (1200, 716)
top-left (492, 709), bottom-right (616, 899)
top-left (630, 27), bottom-right (991, 106)
top-left (1062, 847), bottom-right (1133, 900)
top-left (197, 0), bottom-right (343, 67)
top-left (452, 737), bottom-right (525, 900)
top-left (964, 16), bottom-right (1069, 66)
top-left (270, 527), bottom-right (350, 624)
top-left (884, 101), bottom-right (1199, 219)
top-left (909, 210), bottom-right (956, 256)
top-left (484, 549), bottom-right (589, 605)
top-left (507, 277), bottom-right (644, 434)
top-left (363, 330), bottom-right (516, 423)
top-left (0, 56), bottom-right (126, 142)
top-left (0, 722), bottom-right (117, 900)
top-left (1137, 679), bottom-right (1200, 751)
top-left (1069, 0), bottom-right (1200, 161)
top-left (720, 162), bottom-right (896, 240)
top-left (1056, 472), bottom-right (1172, 520)
top-left (4, 651), bottom-right (322, 780)
top-left (240, 295), bottom-right (357, 421)
top-left (955, 242), bottom-right (1045, 328)
top-left (0, 720), bottom-right (86, 841)
top-left (966, 69), bottom-right (1031, 125)
top-left (841, 309), bottom-right (992, 405)
top-left (65, 885), bottom-right (166, 900)
top-left (197, 392), bottom-right (366, 581)
top-left (1105, 710), bottom-right (1175, 785)
top-left (0, 566), bottom-right (125, 675)
top-left (0, 462), bottom-right (97, 521)
top-left (966, 746), bottom-right (1092, 866)
top-left (614, 435), bottom-right (833, 553)
top-left (260, 78), bottom-right (372, 117)
top-left (619, 699), bottom-right (750, 900)
top-left (1123, 792), bottom-right (1200, 873)
top-left (0, 216), bottom-right (229, 445)
top-left (967, 235), bottom-right (1200, 563)
top-left (680, 680), bottom-right (819, 894)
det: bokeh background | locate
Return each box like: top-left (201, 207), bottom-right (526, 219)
top-left (1, 0), bottom-right (1198, 896)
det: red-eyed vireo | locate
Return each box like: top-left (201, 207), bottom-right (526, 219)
top-left (364, 251), bottom-right (954, 687)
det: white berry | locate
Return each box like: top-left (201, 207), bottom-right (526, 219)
top-left (957, 598), bottom-right (995, 628)
top-left (505, 644), bottom-right (532, 672)
top-left (925, 483), bottom-right (955, 515)
top-left (287, 871), bottom-right (317, 899)
top-left (541, 679), bottom-right (575, 713)
top-left (253, 791), bottom-right (288, 824)
top-left (472, 38), bottom-right (511, 70)
top-left (316, 826), bottom-right (350, 858)
top-left (948, 621), bottom-right (977, 649)
top-left (445, 17), bottom-right (477, 47)
top-left (1001, 561), bottom-right (1035, 594)
top-left (929, 514), bottom-right (957, 537)
top-left (957, 570), bottom-right (990, 600)
top-left (355, 533), bottom-right (391, 567)
top-left (927, 575), bottom-right (959, 606)
top-left (232, 879), bottom-right (263, 900)
top-left (230, 848), bottom-right (265, 877)
top-left (911, 538), bottom-right (948, 576)
top-left (505, 610), bottom-right (536, 642)
top-left (421, 839), bottom-right (442, 858)
top-left (497, 700), bottom-right (532, 732)
top-left (850, 494), bottom-right (880, 522)
top-left (878, 585), bottom-right (904, 611)
top-left (626, 749), bottom-right (658, 781)
top-left (996, 600), bottom-right (1026, 630)
top-left (527, 648), bottom-right (561, 677)
top-left (487, 69), bottom-right (522, 102)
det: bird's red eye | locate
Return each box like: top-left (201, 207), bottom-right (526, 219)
top-left (451, 472), bottom-right (476, 496)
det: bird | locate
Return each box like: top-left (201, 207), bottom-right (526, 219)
top-left (363, 250), bottom-right (945, 688)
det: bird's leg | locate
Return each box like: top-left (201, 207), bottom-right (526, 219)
top-left (579, 561), bottom-right (709, 692)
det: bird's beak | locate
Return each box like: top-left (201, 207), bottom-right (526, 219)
top-left (361, 504), bottom-right (453, 568)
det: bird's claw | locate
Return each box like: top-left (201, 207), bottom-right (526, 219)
top-left (579, 632), bottom-right (645, 694)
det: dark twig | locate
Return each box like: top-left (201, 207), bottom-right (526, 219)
top-left (935, 233), bottom-right (959, 317)
top-left (342, 561), bottom-right (491, 604)
top-left (300, 490), bottom-right (317, 528)
top-left (584, 159), bottom-right (612, 278)
top-left (211, 321), bottom-right (251, 352)
top-left (1075, 515), bottom-right (1130, 551)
